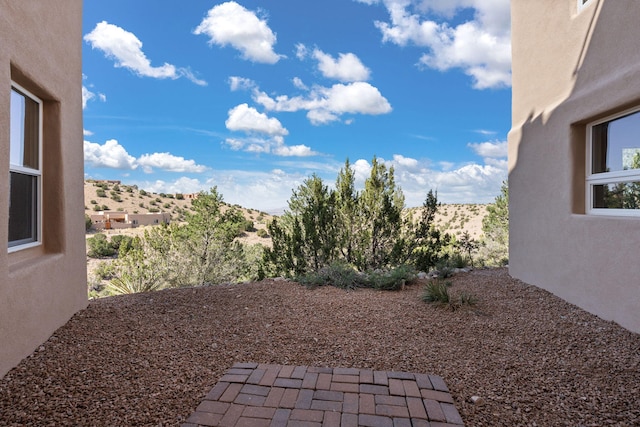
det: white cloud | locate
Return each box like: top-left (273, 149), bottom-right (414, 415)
top-left (82, 85), bottom-right (106, 109)
top-left (253, 81), bottom-right (392, 125)
top-left (194, 2), bottom-right (283, 64)
top-left (312, 49), bottom-right (371, 82)
top-left (83, 129), bottom-right (94, 137)
top-left (84, 139), bottom-right (137, 170)
top-left (468, 140), bottom-right (508, 158)
top-left (225, 104), bottom-right (288, 136)
top-left (224, 104), bottom-right (319, 157)
top-left (229, 76), bottom-right (256, 91)
top-left (364, 0), bottom-right (511, 89)
top-left (84, 139), bottom-right (208, 172)
top-left (273, 145), bottom-right (317, 157)
top-left (84, 21), bottom-right (206, 85)
top-left (129, 151), bottom-right (506, 212)
top-left (137, 152), bottom-right (208, 174)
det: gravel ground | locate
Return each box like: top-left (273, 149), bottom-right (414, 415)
top-left (1, 268), bottom-right (639, 427)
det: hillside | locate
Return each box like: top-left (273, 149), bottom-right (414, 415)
top-left (84, 180), bottom-right (489, 242)
top-left (83, 180), bottom-right (274, 246)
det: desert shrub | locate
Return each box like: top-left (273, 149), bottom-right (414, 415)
top-left (107, 272), bottom-right (163, 295)
top-left (422, 280), bottom-right (451, 304)
top-left (96, 188), bottom-right (106, 198)
top-left (176, 193), bottom-right (184, 200)
top-left (101, 205), bottom-right (109, 211)
top-left (90, 199), bottom-right (97, 204)
top-left (94, 261), bottom-right (116, 280)
top-left (93, 205), bottom-right (102, 211)
top-left (365, 265), bottom-right (416, 291)
top-left (140, 189), bottom-right (148, 196)
top-left (257, 229), bottom-right (269, 238)
top-left (422, 279), bottom-right (477, 310)
top-left (298, 262), bottom-right (365, 290)
top-left (85, 214), bottom-right (93, 231)
top-left (163, 203), bottom-right (171, 209)
top-left (240, 219), bottom-right (255, 233)
top-left (480, 181), bottom-right (509, 266)
top-left (149, 207), bottom-right (160, 213)
top-left (87, 233), bottom-right (116, 258)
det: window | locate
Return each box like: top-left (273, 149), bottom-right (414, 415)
top-left (9, 84), bottom-right (42, 250)
top-left (578, 0), bottom-right (594, 12)
top-left (586, 107), bottom-right (640, 216)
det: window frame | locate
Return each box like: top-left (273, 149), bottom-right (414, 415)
top-left (586, 105), bottom-right (640, 217)
top-left (577, 0), bottom-right (595, 13)
top-left (8, 82), bottom-right (43, 252)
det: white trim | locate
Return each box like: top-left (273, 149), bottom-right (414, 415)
top-left (577, 0), bottom-right (595, 13)
top-left (586, 105), bottom-right (640, 216)
top-left (8, 82), bottom-right (43, 251)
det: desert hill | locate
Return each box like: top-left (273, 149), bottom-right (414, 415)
top-left (84, 180), bottom-right (489, 242)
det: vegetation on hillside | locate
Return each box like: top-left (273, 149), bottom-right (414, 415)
top-left (86, 168), bottom-right (510, 297)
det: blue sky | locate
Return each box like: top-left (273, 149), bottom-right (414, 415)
top-left (82, 0), bottom-right (511, 213)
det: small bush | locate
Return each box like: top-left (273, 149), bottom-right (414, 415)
top-left (96, 189), bottom-right (106, 198)
top-left (90, 199), bottom-right (97, 204)
top-left (256, 229), bottom-right (269, 238)
top-left (422, 280), bottom-right (451, 304)
top-left (107, 272), bottom-right (162, 295)
top-left (139, 189), bottom-right (148, 196)
top-left (149, 207), bottom-right (160, 213)
top-left (175, 193), bottom-right (184, 200)
top-left (94, 261), bottom-right (116, 280)
top-left (366, 265), bottom-right (416, 291)
top-left (87, 234), bottom-right (116, 258)
top-left (422, 280), bottom-right (477, 311)
top-left (298, 262), bottom-right (365, 290)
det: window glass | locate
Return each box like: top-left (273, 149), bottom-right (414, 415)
top-left (592, 181), bottom-right (640, 210)
top-left (8, 172), bottom-right (38, 246)
top-left (10, 89), bottom-right (39, 170)
top-left (591, 110), bottom-right (640, 174)
top-left (9, 85), bottom-right (41, 249)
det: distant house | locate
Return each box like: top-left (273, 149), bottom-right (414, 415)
top-left (509, 0), bottom-right (640, 333)
top-left (0, 1), bottom-right (86, 377)
top-left (90, 211), bottom-right (171, 230)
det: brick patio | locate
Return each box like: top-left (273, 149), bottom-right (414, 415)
top-left (182, 363), bottom-right (464, 427)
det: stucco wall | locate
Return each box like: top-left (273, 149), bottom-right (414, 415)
top-left (509, 0), bottom-right (640, 333)
top-left (0, 1), bottom-right (87, 378)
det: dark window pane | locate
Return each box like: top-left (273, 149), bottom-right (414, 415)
top-left (592, 110), bottom-right (640, 174)
top-left (592, 181), bottom-right (640, 210)
top-left (8, 172), bottom-right (38, 246)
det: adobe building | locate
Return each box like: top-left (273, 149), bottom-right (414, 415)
top-left (90, 211), bottom-right (171, 230)
top-left (0, 1), bottom-right (86, 377)
top-left (509, 0), bottom-right (640, 333)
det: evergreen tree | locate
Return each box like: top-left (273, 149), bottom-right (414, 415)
top-left (481, 181), bottom-right (509, 265)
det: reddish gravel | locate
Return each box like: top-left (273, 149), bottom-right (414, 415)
top-left (0, 268), bottom-right (638, 426)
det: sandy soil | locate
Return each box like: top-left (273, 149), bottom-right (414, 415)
top-left (1, 269), bottom-right (638, 426)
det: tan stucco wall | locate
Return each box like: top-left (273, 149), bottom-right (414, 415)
top-left (509, 0), bottom-right (640, 333)
top-left (0, 1), bottom-right (87, 378)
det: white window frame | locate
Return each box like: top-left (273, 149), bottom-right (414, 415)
top-left (586, 106), bottom-right (640, 217)
top-left (8, 82), bottom-right (43, 252)
top-left (578, 0), bottom-right (595, 13)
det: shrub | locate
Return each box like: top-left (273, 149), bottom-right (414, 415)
top-left (94, 261), bottom-right (116, 280)
top-left (96, 188), bottom-right (106, 198)
top-left (85, 214), bottom-right (93, 231)
top-left (422, 280), bottom-right (451, 304)
top-left (87, 234), bottom-right (116, 258)
top-left (139, 189), bottom-right (148, 196)
top-left (149, 207), bottom-right (160, 213)
top-left (175, 193), bottom-right (184, 200)
top-left (107, 272), bottom-right (163, 295)
top-left (257, 229), bottom-right (269, 238)
top-left (365, 265), bottom-right (417, 291)
top-left (298, 262), bottom-right (365, 290)
top-left (422, 280), bottom-right (477, 310)
top-left (90, 199), bottom-right (97, 204)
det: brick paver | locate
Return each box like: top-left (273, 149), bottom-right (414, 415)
top-left (183, 364), bottom-right (464, 427)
